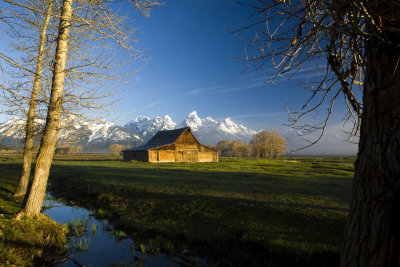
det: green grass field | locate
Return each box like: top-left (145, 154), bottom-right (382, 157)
top-left (0, 155), bottom-right (67, 266)
top-left (0, 155), bottom-right (354, 266)
top-left (44, 156), bottom-right (354, 266)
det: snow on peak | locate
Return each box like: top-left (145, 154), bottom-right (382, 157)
top-left (215, 116), bottom-right (256, 136)
top-left (182, 110), bottom-right (202, 130)
top-left (177, 112), bottom-right (257, 144)
top-left (86, 120), bottom-right (116, 142)
top-left (224, 117), bottom-right (234, 125)
top-left (204, 116), bottom-right (217, 123)
top-left (0, 118), bottom-right (27, 139)
top-left (124, 114), bottom-right (176, 140)
top-left (0, 111), bottom-right (258, 149)
top-left (188, 110), bottom-right (199, 117)
top-left (124, 111), bottom-right (256, 145)
top-left (163, 115), bottom-right (174, 123)
top-left (134, 115), bottom-right (151, 122)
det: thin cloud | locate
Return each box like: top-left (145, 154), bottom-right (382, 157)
top-left (123, 76), bottom-right (273, 113)
top-left (144, 99), bottom-right (170, 109)
top-left (215, 80), bottom-right (267, 94)
top-left (270, 65), bottom-right (327, 84)
top-left (185, 76), bottom-right (268, 96)
top-left (229, 112), bottom-right (287, 120)
top-left (184, 85), bottom-right (225, 96)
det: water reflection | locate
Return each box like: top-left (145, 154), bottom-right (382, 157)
top-left (43, 198), bottom-right (188, 266)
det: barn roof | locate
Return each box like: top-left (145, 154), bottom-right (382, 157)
top-left (125, 127), bottom-right (191, 151)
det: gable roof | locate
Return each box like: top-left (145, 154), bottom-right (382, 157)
top-left (125, 127), bottom-right (191, 151)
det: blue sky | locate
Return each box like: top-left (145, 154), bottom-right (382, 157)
top-left (0, 0), bottom-right (358, 154)
top-left (109, 0), bottom-right (314, 128)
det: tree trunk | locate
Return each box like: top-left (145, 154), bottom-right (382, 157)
top-left (13, 0), bottom-right (54, 198)
top-left (340, 15), bottom-right (400, 266)
top-left (21, 0), bottom-right (73, 216)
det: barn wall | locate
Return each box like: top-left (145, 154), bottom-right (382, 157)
top-left (155, 145), bottom-right (174, 150)
top-left (148, 150), bottom-right (157, 162)
top-left (123, 150), bottom-right (149, 161)
top-left (175, 130), bottom-right (198, 145)
top-left (124, 128), bottom-right (219, 163)
top-left (198, 152), bottom-right (219, 162)
top-left (182, 150), bottom-right (198, 162)
top-left (175, 144), bottom-right (198, 150)
top-left (198, 145), bottom-right (218, 162)
top-left (198, 152), bottom-right (212, 162)
top-left (149, 149), bottom-right (176, 162)
top-left (199, 144), bottom-right (216, 152)
top-left (158, 150), bottom-right (175, 162)
top-left (175, 150), bottom-right (183, 162)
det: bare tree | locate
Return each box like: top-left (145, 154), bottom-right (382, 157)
top-left (55, 144), bottom-right (82, 154)
top-left (250, 130), bottom-right (286, 159)
top-left (228, 140), bottom-right (247, 157)
top-left (109, 144), bottom-right (129, 156)
top-left (215, 140), bottom-right (253, 158)
top-left (1, 0), bottom-right (156, 199)
top-left (18, 0), bottom-right (159, 216)
top-left (1, 0), bottom-right (56, 198)
top-left (19, 0), bottom-right (73, 216)
top-left (238, 0), bottom-right (400, 265)
top-left (216, 140), bottom-right (232, 157)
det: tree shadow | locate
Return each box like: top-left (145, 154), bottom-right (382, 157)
top-left (49, 163), bottom-right (353, 202)
top-left (47, 163), bottom-right (349, 263)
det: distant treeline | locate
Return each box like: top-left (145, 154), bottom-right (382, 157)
top-left (215, 130), bottom-right (286, 159)
top-left (55, 145), bottom-right (83, 155)
top-left (109, 144), bottom-right (130, 156)
top-left (55, 144), bottom-right (129, 155)
top-left (49, 130), bottom-right (286, 158)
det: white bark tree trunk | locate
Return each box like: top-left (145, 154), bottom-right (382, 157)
top-left (21, 0), bottom-right (73, 215)
top-left (13, 0), bottom-right (54, 198)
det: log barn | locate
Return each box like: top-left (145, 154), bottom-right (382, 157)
top-left (123, 127), bottom-right (218, 162)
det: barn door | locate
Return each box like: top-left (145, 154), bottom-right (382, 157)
top-left (175, 150), bottom-right (183, 162)
top-left (183, 150), bottom-right (198, 162)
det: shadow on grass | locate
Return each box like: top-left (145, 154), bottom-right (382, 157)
top-left (53, 158), bottom-right (120, 162)
top-left (0, 159), bottom-right (350, 266)
top-left (49, 162), bottom-right (353, 202)
top-left (45, 162), bottom-right (350, 266)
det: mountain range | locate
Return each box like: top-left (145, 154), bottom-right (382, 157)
top-left (0, 111), bottom-right (257, 152)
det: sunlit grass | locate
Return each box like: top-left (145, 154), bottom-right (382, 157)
top-left (45, 156), bottom-right (354, 266)
top-left (0, 157), bottom-right (67, 266)
top-left (0, 154), bottom-right (355, 266)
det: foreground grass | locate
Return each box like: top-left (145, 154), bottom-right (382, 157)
top-left (43, 156), bottom-right (354, 266)
top-left (0, 157), bottom-right (67, 266)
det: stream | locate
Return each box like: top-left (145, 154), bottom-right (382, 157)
top-left (43, 197), bottom-right (205, 266)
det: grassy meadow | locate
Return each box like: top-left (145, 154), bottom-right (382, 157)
top-left (48, 156), bottom-right (354, 266)
top-left (0, 156), bottom-right (67, 266)
top-left (0, 155), bottom-right (355, 266)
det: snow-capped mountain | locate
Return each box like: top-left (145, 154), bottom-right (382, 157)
top-left (179, 111), bottom-right (257, 145)
top-left (125, 111), bottom-right (257, 145)
top-left (0, 117), bottom-right (142, 152)
top-left (181, 111), bottom-right (204, 131)
top-left (124, 115), bottom-right (176, 141)
top-left (0, 111), bottom-right (258, 151)
top-left (0, 118), bottom-right (28, 148)
top-left (58, 118), bottom-right (142, 149)
top-left (0, 118), bottom-right (27, 140)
